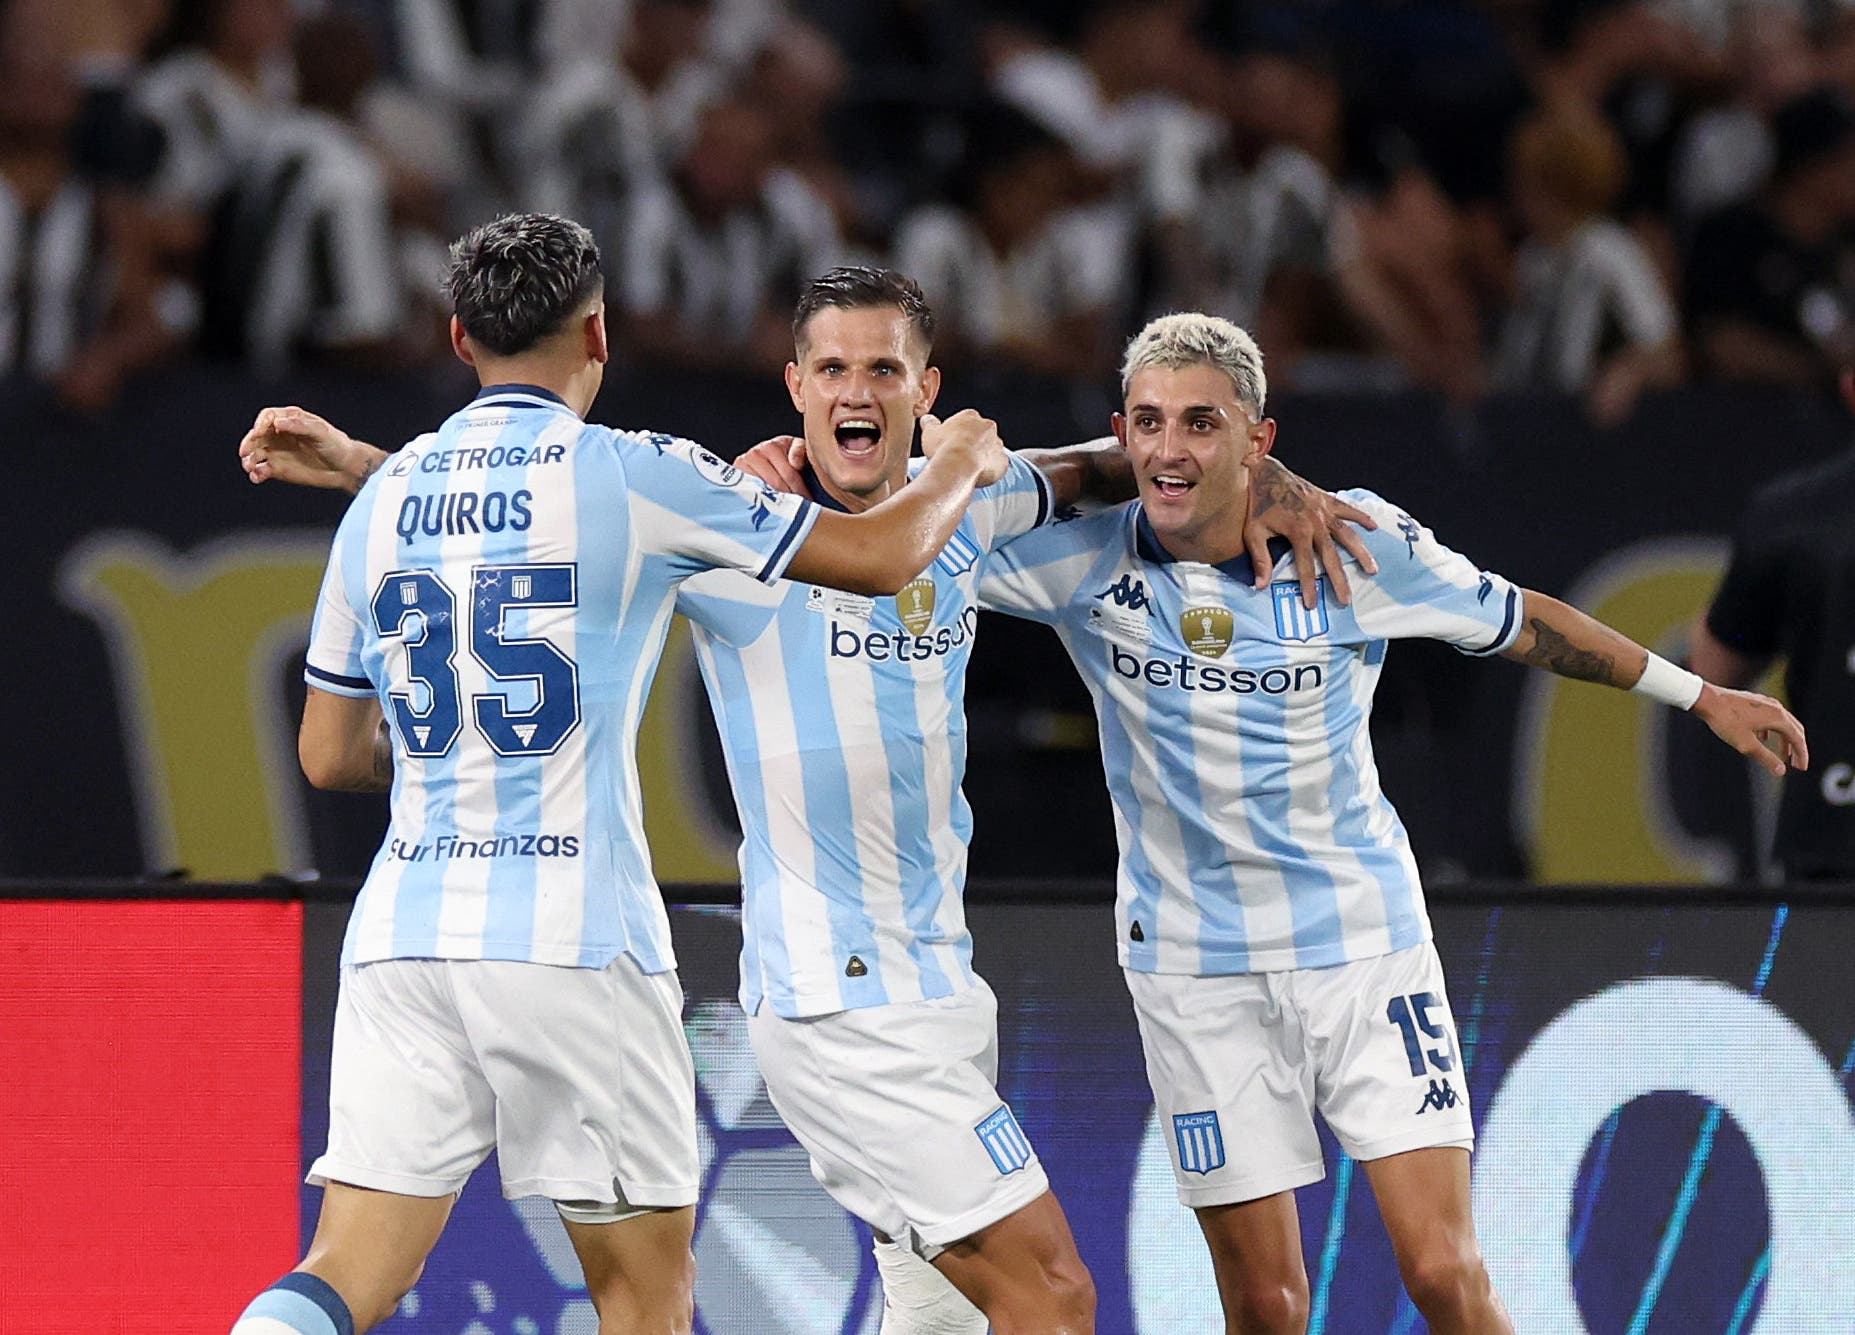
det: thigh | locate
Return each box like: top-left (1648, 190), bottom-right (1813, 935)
top-left (1124, 969), bottom-right (1325, 1208)
top-left (562, 1205), bottom-right (697, 1320)
top-left (456, 956), bottom-right (699, 1211)
top-left (312, 960), bottom-right (496, 1196)
top-left (1296, 943), bottom-right (1475, 1163)
top-left (1358, 1146), bottom-right (1478, 1268)
top-left (748, 982), bottom-right (1049, 1255)
top-left (301, 1181), bottom-right (455, 1328)
top-left (1194, 1191), bottom-right (1308, 1311)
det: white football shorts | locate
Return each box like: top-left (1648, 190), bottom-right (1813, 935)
top-left (1127, 940), bottom-right (1475, 1208)
top-left (310, 955), bottom-right (698, 1216)
top-left (747, 979), bottom-right (1050, 1257)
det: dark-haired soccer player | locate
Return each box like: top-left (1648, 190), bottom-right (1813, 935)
top-left (241, 265), bottom-right (1373, 1335)
top-left (229, 221), bottom-right (1015, 1335)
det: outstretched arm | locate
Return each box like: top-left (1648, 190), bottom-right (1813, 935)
top-left (1504, 590), bottom-right (1807, 777)
top-left (783, 410), bottom-right (1007, 596)
top-left (240, 406), bottom-right (390, 494)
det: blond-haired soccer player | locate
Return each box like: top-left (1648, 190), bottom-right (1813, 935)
top-left (975, 312), bottom-right (1806, 1333)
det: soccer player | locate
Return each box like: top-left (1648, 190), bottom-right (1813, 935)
top-left (239, 268), bottom-right (1375, 1335)
top-left (971, 313), bottom-right (1808, 1335)
top-left (228, 220), bottom-right (1015, 1335)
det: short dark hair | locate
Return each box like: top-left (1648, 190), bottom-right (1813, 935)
top-left (446, 214), bottom-right (604, 356)
top-left (792, 266), bottom-right (935, 352)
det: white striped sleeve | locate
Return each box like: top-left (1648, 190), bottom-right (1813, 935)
top-left (1343, 491), bottom-right (1522, 655)
top-left (978, 508), bottom-right (1118, 624)
top-left (303, 534), bottom-right (373, 698)
top-left (618, 430), bottom-right (818, 582)
top-left (968, 452), bottom-right (1056, 551)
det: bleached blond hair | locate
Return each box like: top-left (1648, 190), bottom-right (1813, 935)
top-left (1119, 313), bottom-right (1267, 416)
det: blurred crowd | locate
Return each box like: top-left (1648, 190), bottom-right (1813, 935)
top-left (3, 0), bottom-right (1854, 419)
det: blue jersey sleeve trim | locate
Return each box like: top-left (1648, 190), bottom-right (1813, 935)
top-left (756, 500), bottom-right (820, 583)
top-left (304, 662), bottom-right (376, 697)
top-left (1462, 585), bottom-right (1522, 656)
top-left (1029, 459), bottom-right (1054, 528)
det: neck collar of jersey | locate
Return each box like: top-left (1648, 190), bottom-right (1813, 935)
top-left (472, 382), bottom-right (571, 410)
top-left (801, 463), bottom-right (852, 513)
top-left (1134, 504), bottom-right (1290, 586)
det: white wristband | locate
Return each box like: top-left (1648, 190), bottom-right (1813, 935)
top-left (1632, 652), bottom-right (1705, 710)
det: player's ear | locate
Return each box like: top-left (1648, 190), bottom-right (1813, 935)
top-left (450, 316), bottom-right (475, 367)
top-left (1247, 416), bottom-right (1277, 462)
top-left (784, 360), bottom-right (804, 412)
top-left (916, 365), bottom-right (941, 417)
top-left (1111, 412), bottom-right (1130, 450)
top-left (586, 305), bottom-right (609, 366)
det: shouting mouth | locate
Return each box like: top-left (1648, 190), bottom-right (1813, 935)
top-left (1152, 473), bottom-right (1195, 500)
top-left (833, 418), bottom-right (882, 459)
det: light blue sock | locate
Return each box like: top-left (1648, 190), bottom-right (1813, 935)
top-left (230, 1272), bottom-right (355, 1335)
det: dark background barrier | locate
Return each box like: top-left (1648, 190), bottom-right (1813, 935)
top-left (6, 882), bottom-right (1852, 1334)
top-left (8, 370), bottom-right (1850, 887)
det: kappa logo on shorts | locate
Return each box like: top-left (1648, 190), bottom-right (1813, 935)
top-left (1173, 1110), bottom-right (1226, 1174)
top-left (1416, 1078), bottom-right (1460, 1114)
top-left (975, 1106), bottom-right (1033, 1176)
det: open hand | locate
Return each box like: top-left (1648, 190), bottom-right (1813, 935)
top-left (734, 435), bottom-right (809, 495)
top-left (1692, 683), bottom-right (1809, 778)
top-left (1243, 456), bottom-right (1379, 608)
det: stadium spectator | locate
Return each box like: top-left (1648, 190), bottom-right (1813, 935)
top-left (134, 0), bottom-right (296, 215)
top-left (893, 104), bottom-right (1131, 377)
top-left (196, 13), bottom-right (415, 373)
top-left (1667, 4), bottom-right (1820, 223)
top-left (0, 0), bottom-right (176, 410)
top-left (1684, 87), bottom-right (1855, 387)
top-left (1494, 109), bottom-right (1681, 425)
top-left (614, 94), bottom-right (843, 370)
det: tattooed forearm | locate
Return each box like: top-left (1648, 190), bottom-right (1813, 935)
top-left (1250, 458), bottom-right (1310, 517)
top-left (1518, 617), bottom-right (1618, 685)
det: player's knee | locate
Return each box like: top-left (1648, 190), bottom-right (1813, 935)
top-left (1228, 1277), bottom-right (1308, 1335)
top-left (1039, 1248), bottom-right (1096, 1322)
top-left (1401, 1241), bottom-right (1491, 1319)
top-left (588, 1247), bottom-right (694, 1333)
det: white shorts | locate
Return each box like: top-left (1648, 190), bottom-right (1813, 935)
top-left (747, 980), bottom-right (1051, 1258)
top-left (311, 955), bottom-right (698, 1215)
top-left (1127, 941), bottom-right (1474, 1208)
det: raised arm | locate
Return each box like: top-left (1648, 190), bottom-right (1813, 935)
top-left (240, 406), bottom-right (390, 494)
top-left (1504, 590), bottom-right (1807, 777)
top-left (299, 687), bottom-right (394, 792)
top-left (783, 410), bottom-right (1006, 596)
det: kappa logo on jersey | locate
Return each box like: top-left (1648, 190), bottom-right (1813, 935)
top-left (975, 1106), bottom-right (1033, 1176)
top-left (1173, 1111), bottom-right (1226, 1174)
top-left (1416, 1078), bottom-right (1460, 1114)
top-left (1477, 574), bottom-right (1494, 604)
top-left (1097, 574), bottom-right (1151, 612)
top-left (1180, 605), bottom-right (1234, 658)
top-left (1272, 581), bottom-right (1330, 641)
top-left (1396, 512), bottom-right (1422, 557)
top-left (898, 577), bottom-right (936, 634)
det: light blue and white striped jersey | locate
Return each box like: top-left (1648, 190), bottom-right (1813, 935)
top-left (303, 384), bottom-right (818, 972)
top-left (977, 489), bottom-right (1522, 975)
top-left (678, 454), bottom-right (1054, 1017)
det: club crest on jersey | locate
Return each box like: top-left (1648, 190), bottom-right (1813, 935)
top-left (1180, 605), bottom-right (1234, 658)
top-left (975, 1106), bottom-right (1033, 1175)
top-left (1272, 581), bottom-right (1329, 641)
top-left (1174, 1111), bottom-right (1225, 1174)
top-left (897, 577), bottom-right (936, 635)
